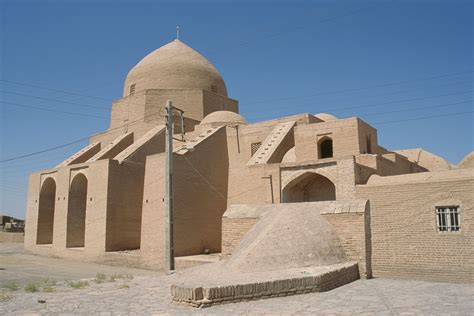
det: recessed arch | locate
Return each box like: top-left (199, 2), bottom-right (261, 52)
top-left (318, 137), bottom-right (333, 159)
top-left (66, 173), bottom-right (88, 248)
top-left (37, 177), bottom-right (56, 244)
top-left (282, 172), bottom-right (336, 203)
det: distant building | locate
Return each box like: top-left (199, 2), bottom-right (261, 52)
top-left (24, 39), bottom-right (473, 283)
top-left (1, 214), bottom-right (25, 232)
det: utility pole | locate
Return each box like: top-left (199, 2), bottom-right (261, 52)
top-left (165, 100), bottom-right (175, 273)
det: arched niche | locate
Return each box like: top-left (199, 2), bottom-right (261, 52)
top-left (66, 173), bottom-right (88, 248)
top-left (37, 177), bottom-right (56, 244)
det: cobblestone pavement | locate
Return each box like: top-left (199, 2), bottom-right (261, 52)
top-left (1, 244), bottom-right (473, 315)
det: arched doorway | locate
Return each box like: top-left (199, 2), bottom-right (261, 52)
top-left (282, 172), bottom-right (336, 202)
top-left (66, 174), bottom-right (88, 248)
top-left (37, 178), bottom-right (56, 244)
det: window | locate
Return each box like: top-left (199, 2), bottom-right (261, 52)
top-left (129, 84), bottom-right (136, 95)
top-left (436, 206), bottom-right (460, 232)
top-left (211, 85), bottom-right (217, 93)
top-left (318, 138), bottom-right (333, 159)
top-left (251, 142), bottom-right (262, 157)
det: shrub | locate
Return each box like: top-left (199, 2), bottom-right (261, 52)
top-left (0, 291), bottom-right (12, 302)
top-left (1, 281), bottom-right (19, 291)
top-left (66, 280), bottom-right (89, 289)
top-left (25, 282), bottom-right (40, 293)
top-left (94, 273), bottom-right (107, 284)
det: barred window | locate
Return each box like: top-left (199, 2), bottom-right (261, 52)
top-left (129, 84), bottom-right (136, 95)
top-left (436, 206), bottom-right (460, 232)
top-left (251, 142), bottom-right (262, 157)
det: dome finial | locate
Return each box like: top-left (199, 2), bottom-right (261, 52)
top-left (176, 25), bottom-right (180, 40)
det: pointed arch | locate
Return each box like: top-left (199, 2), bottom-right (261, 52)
top-left (282, 172), bottom-right (336, 203)
top-left (66, 173), bottom-right (88, 248)
top-left (318, 137), bottom-right (333, 159)
top-left (37, 177), bottom-right (56, 244)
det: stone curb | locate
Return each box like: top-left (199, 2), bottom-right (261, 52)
top-left (171, 263), bottom-right (359, 308)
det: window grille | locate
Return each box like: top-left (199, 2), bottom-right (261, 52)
top-left (436, 206), bottom-right (460, 232)
top-left (251, 142), bottom-right (262, 157)
top-left (129, 84), bottom-right (136, 95)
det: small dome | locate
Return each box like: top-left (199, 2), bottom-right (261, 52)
top-left (123, 39), bottom-right (227, 97)
top-left (458, 152), bottom-right (474, 169)
top-left (200, 111), bottom-right (247, 126)
top-left (396, 148), bottom-right (452, 171)
top-left (314, 113), bottom-right (337, 122)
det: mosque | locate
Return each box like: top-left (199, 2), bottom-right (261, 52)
top-left (24, 38), bottom-right (473, 286)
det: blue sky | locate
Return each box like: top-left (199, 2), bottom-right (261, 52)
top-left (1, 0), bottom-right (472, 218)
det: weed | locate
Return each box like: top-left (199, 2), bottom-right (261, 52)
top-left (0, 291), bottom-right (12, 302)
top-left (42, 286), bottom-right (55, 293)
top-left (109, 273), bottom-right (133, 282)
top-left (94, 273), bottom-right (107, 284)
top-left (41, 278), bottom-right (57, 287)
top-left (25, 282), bottom-right (40, 293)
top-left (109, 274), bottom-right (124, 282)
top-left (117, 283), bottom-right (130, 289)
top-left (66, 280), bottom-right (89, 289)
top-left (1, 281), bottom-right (19, 291)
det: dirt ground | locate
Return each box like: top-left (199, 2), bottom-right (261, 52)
top-left (1, 243), bottom-right (473, 315)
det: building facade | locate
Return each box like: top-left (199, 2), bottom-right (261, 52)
top-left (24, 39), bottom-right (474, 282)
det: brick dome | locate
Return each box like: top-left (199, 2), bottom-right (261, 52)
top-left (123, 39), bottom-right (227, 97)
top-left (200, 111), bottom-right (247, 126)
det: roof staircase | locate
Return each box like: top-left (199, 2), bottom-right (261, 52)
top-left (247, 121), bottom-right (296, 166)
top-left (115, 125), bottom-right (165, 163)
top-left (175, 126), bottom-right (224, 155)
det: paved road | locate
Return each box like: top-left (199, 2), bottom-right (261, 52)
top-left (1, 243), bottom-right (473, 315)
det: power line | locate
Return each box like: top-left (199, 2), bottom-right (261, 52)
top-left (0, 89), bottom-right (158, 116)
top-left (374, 111), bottom-right (473, 125)
top-left (2, 77), bottom-right (470, 119)
top-left (0, 79), bottom-right (110, 101)
top-left (1, 90), bottom-right (111, 110)
top-left (0, 101), bottom-right (112, 120)
top-left (0, 107), bottom-right (167, 163)
top-left (78, 5), bottom-right (375, 94)
top-left (0, 137), bottom-right (90, 163)
top-left (2, 105), bottom-right (471, 165)
top-left (242, 78), bottom-right (472, 112)
top-left (358, 100), bottom-right (471, 117)
top-left (241, 70), bottom-right (473, 105)
top-left (2, 99), bottom-right (470, 176)
top-left (247, 89), bottom-right (474, 118)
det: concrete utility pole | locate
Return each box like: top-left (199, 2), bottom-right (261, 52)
top-left (165, 100), bottom-right (175, 273)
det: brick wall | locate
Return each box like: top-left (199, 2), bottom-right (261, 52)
top-left (221, 218), bottom-right (258, 257)
top-left (356, 170), bottom-right (474, 283)
top-left (322, 213), bottom-right (372, 278)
